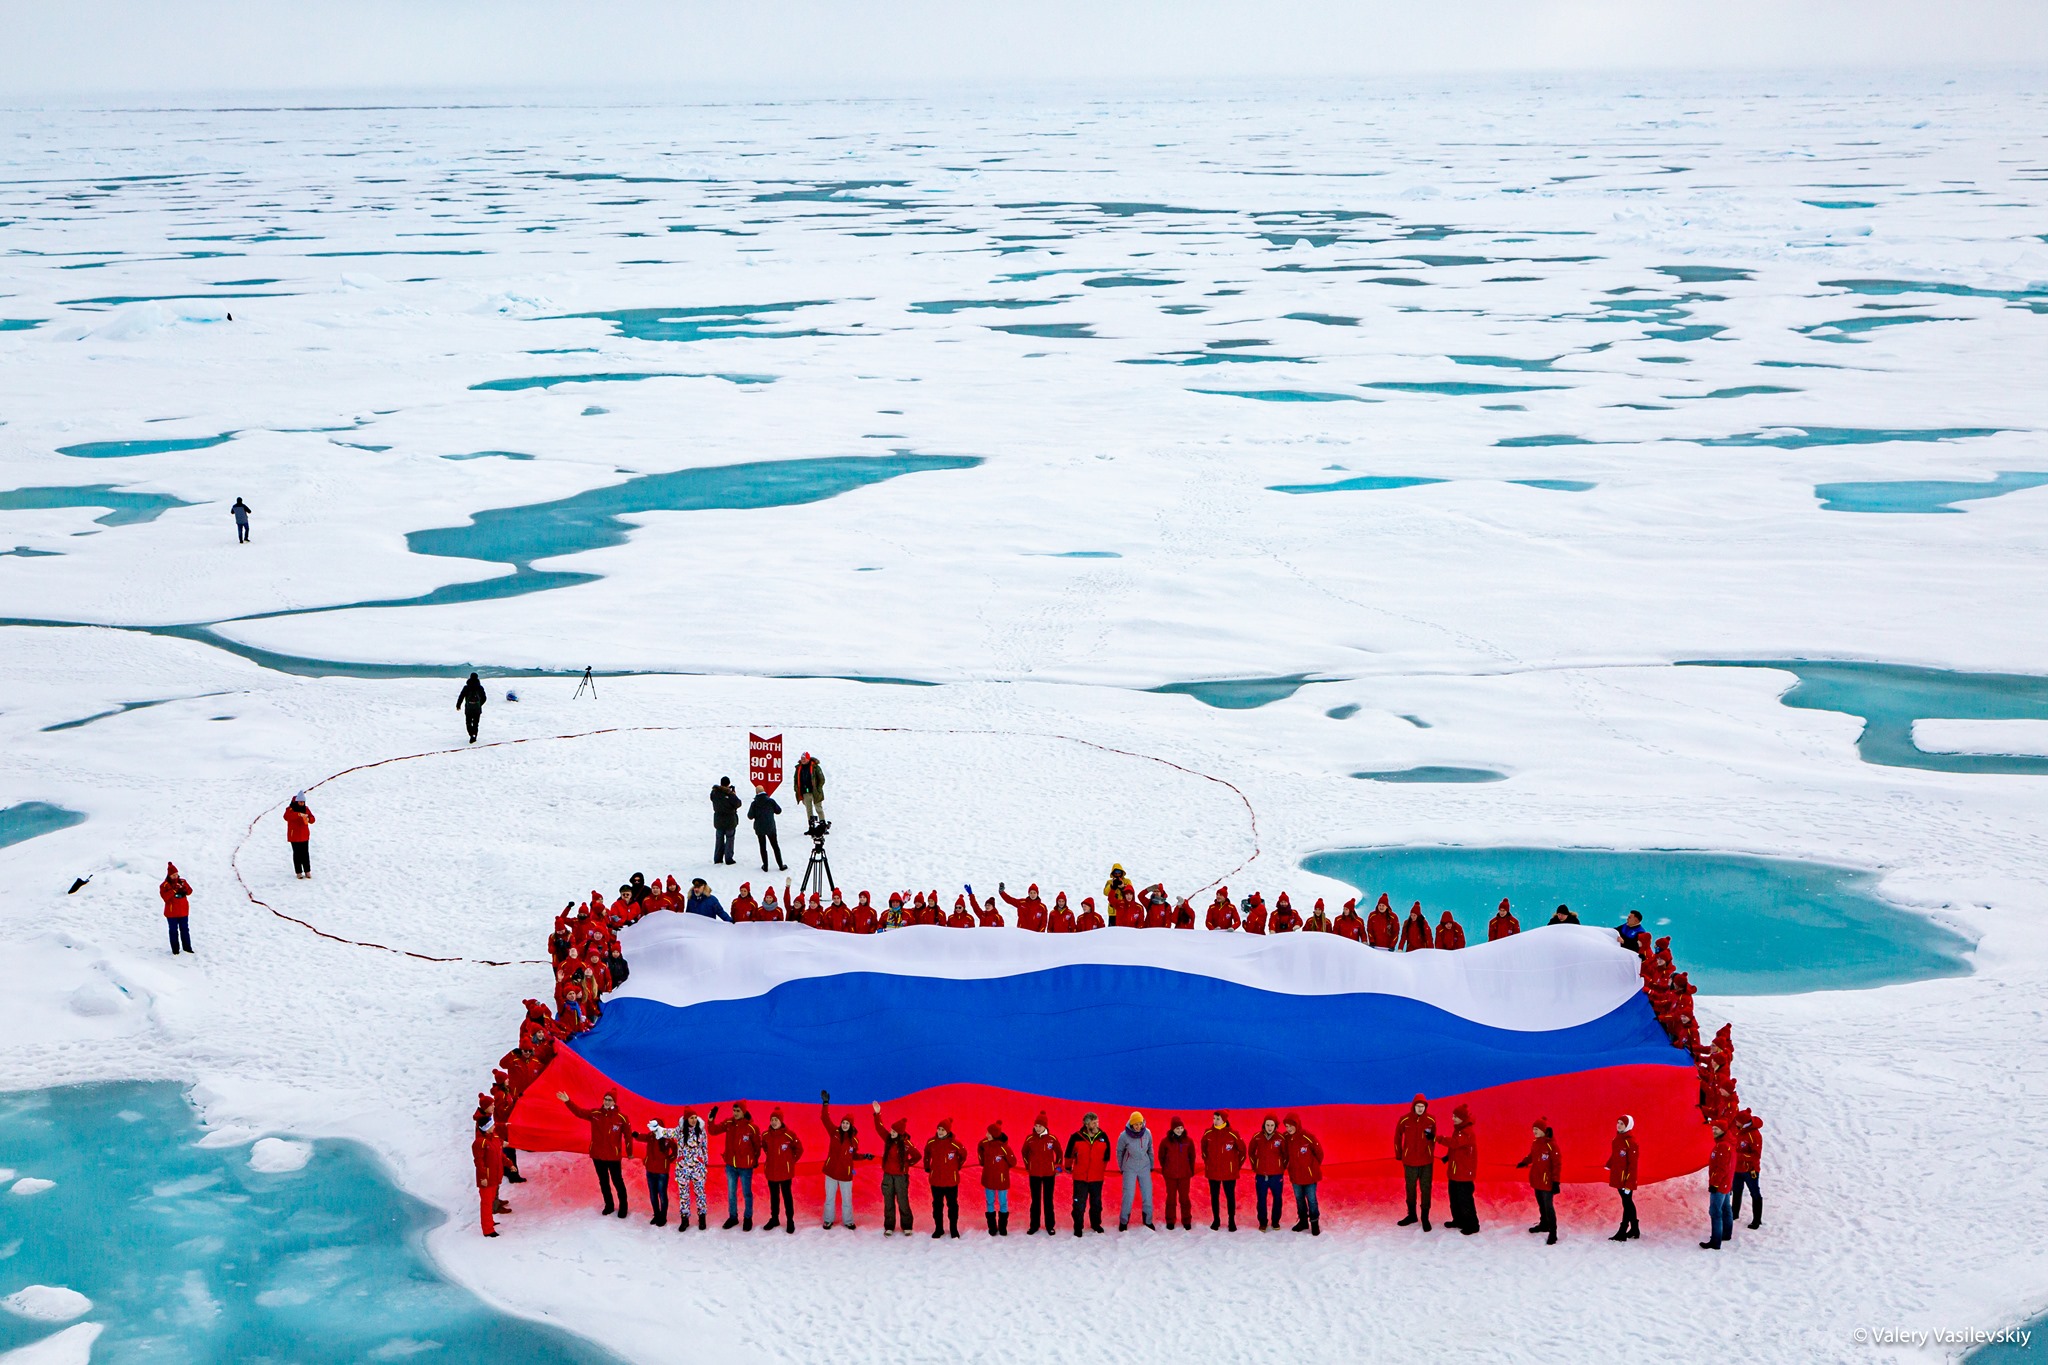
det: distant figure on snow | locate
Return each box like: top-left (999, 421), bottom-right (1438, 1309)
top-left (284, 792), bottom-right (316, 879)
top-left (749, 785), bottom-right (785, 872)
top-left (710, 777), bottom-right (741, 865)
top-left (457, 672), bottom-right (487, 743)
top-left (793, 751), bottom-right (825, 825)
top-left (230, 497), bottom-right (253, 544)
top-left (160, 861), bottom-right (194, 955)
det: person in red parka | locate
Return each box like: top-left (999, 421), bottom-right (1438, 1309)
top-left (1333, 898), bottom-right (1366, 941)
top-left (160, 863), bottom-right (194, 955)
top-left (1173, 898), bottom-right (1196, 930)
top-left (473, 1117), bottom-right (504, 1237)
top-left (557, 1089), bottom-right (633, 1219)
top-left (1157, 1116), bottom-right (1198, 1230)
top-left (1607, 1114), bottom-right (1640, 1241)
top-left (633, 1117), bottom-right (679, 1228)
top-left (1732, 1111), bottom-right (1763, 1229)
top-left (1394, 1094), bottom-right (1438, 1230)
top-left (1400, 902), bottom-right (1434, 952)
top-left (1075, 897), bottom-right (1105, 931)
top-left (1021, 1112), bottom-right (1063, 1236)
top-left (283, 794), bottom-right (315, 879)
top-left (1248, 1115), bottom-right (1287, 1231)
top-left (1064, 1113), bottom-right (1111, 1236)
top-left (1241, 893), bottom-right (1267, 936)
top-left (924, 1119), bottom-right (969, 1239)
top-left (1282, 1116), bottom-right (1324, 1235)
top-left (817, 1091), bottom-right (871, 1229)
top-left (1205, 891), bottom-right (1239, 931)
top-left (1269, 894), bottom-right (1302, 934)
top-left (1436, 909), bottom-right (1467, 950)
top-left (1000, 882), bottom-right (1048, 932)
top-left (946, 896), bottom-right (974, 929)
top-left (850, 892), bottom-right (878, 935)
top-left (1516, 1118), bottom-right (1561, 1244)
top-left (760, 1108), bottom-right (805, 1234)
top-left (870, 1101), bottom-right (923, 1235)
top-left (978, 1121), bottom-right (1017, 1236)
top-left (730, 882), bottom-right (758, 923)
top-left (1201, 1110), bottom-right (1245, 1231)
top-left (1048, 895), bottom-right (1076, 933)
top-left (1703, 1118), bottom-right (1738, 1249)
top-left (1365, 893), bottom-right (1400, 949)
top-left (824, 892), bottom-right (851, 933)
top-left (709, 1101), bottom-right (762, 1230)
top-left (1488, 898), bottom-right (1520, 941)
top-left (1302, 899), bottom-right (1332, 932)
top-left (973, 893), bottom-right (1003, 928)
top-left (1442, 1104), bottom-right (1480, 1234)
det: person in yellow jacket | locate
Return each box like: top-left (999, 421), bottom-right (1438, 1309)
top-left (1103, 864), bottom-right (1134, 925)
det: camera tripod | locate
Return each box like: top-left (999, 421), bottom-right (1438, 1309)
top-left (797, 819), bottom-right (835, 899)
top-left (573, 666), bottom-right (596, 699)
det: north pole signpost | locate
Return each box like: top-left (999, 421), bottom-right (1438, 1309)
top-left (749, 733), bottom-right (784, 794)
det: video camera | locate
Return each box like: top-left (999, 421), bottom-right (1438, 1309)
top-left (807, 817), bottom-right (832, 841)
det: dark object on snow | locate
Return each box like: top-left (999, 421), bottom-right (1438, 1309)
top-left (67, 875), bottom-right (91, 895)
top-left (457, 673), bottom-right (487, 743)
top-left (231, 498), bottom-right (252, 544)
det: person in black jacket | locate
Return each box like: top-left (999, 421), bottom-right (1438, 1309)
top-left (709, 778), bottom-right (742, 865)
top-left (456, 673), bottom-right (487, 743)
top-left (748, 786), bottom-right (786, 872)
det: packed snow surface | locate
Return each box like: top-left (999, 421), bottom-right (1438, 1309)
top-left (3, 72), bottom-right (2047, 1362)
top-left (0, 1290), bottom-right (89, 1325)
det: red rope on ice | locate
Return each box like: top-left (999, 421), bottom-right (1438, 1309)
top-left (230, 723), bottom-right (1261, 967)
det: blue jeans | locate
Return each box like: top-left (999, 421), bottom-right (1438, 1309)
top-left (167, 917), bottom-right (192, 953)
top-left (824, 1177), bottom-right (853, 1225)
top-left (1709, 1190), bottom-right (1733, 1242)
top-left (1120, 1168), bottom-right (1153, 1225)
top-left (1255, 1173), bottom-right (1285, 1224)
top-left (726, 1165), bottom-right (754, 1221)
top-left (985, 1188), bottom-right (1008, 1213)
top-left (1294, 1182), bottom-right (1320, 1221)
top-left (646, 1169), bottom-right (669, 1223)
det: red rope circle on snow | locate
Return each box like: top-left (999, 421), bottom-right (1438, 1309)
top-left (230, 723), bottom-right (1262, 967)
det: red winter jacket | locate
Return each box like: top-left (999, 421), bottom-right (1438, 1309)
top-left (473, 1127), bottom-right (504, 1186)
top-left (564, 1098), bottom-right (633, 1161)
top-left (1443, 1120), bottom-right (1479, 1182)
top-left (978, 1127), bottom-right (1017, 1190)
top-left (1158, 1128), bottom-right (1198, 1180)
top-left (1607, 1131), bottom-right (1639, 1189)
top-left (1488, 905), bottom-right (1520, 941)
top-left (873, 1115), bottom-right (923, 1175)
top-left (160, 868), bottom-right (192, 918)
top-left (1048, 903), bottom-right (1076, 933)
top-left (924, 1131), bottom-right (969, 1188)
top-left (1001, 888), bottom-right (1048, 932)
top-left (1400, 909), bottom-right (1434, 952)
top-left (636, 1128), bottom-right (678, 1175)
top-left (1708, 1134), bottom-right (1738, 1193)
top-left (284, 806), bottom-right (315, 842)
top-left (1395, 1107), bottom-right (1438, 1166)
top-left (1522, 1132), bottom-right (1560, 1191)
top-left (1201, 1123), bottom-right (1245, 1180)
top-left (850, 903), bottom-right (877, 934)
top-left (1436, 914), bottom-right (1467, 950)
top-left (1205, 899), bottom-right (1239, 931)
top-left (761, 1123), bottom-right (804, 1182)
top-left (1076, 904), bottom-right (1105, 931)
top-left (1366, 906), bottom-right (1399, 949)
top-left (1065, 1127), bottom-right (1111, 1182)
top-left (1282, 1124), bottom-right (1323, 1185)
top-left (1242, 902), bottom-right (1267, 935)
top-left (1248, 1124), bottom-right (1286, 1177)
top-left (1738, 1119), bottom-right (1762, 1174)
top-left (820, 1104), bottom-right (865, 1181)
top-left (1021, 1130), bottom-right (1063, 1178)
top-left (710, 1109), bottom-right (762, 1169)
top-left (1334, 909), bottom-right (1365, 941)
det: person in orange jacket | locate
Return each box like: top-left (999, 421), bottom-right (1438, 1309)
top-left (760, 1108), bottom-right (804, 1234)
top-left (1395, 1095), bottom-right (1438, 1230)
top-left (1366, 894), bottom-right (1400, 949)
top-left (1205, 890), bottom-right (1239, 931)
top-left (709, 1101), bottom-right (762, 1230)
top-left (160, 862), bottom-right (194, 955)
top-left (1703, 1118), bottom-right (1738, 1249)
top-left (1333, 898), bottom-right (1366, 941)
top-left (870, 1101), bottom-right (922, 1235)
top-left (1248, 1115), bottom-right (1287, 1231)
top-left (924, 1119), bottom-right (969, 1239)
top-left (1442, 1104), bottom-right (1480, 1234)
top-left (1488, 898), bottom-right (1520, 941)
top-left (1282, 1116), bottom-right (1324, 1235)
top-left (473, 1116), bottom-right (504, 1237)
top-left (1607, 1114), bottom-right (1640, 1241)
top-left (1400, 902), bottom-right (1434, 952)
top-left (1021, 1112), bottom-right (1063, 1235)
top-left (1064, 1113), bottom-right (1111, 1237)
top-left (1075, 897), bottom-right (1105, 931)
top-left (557, 1089), bottom-right (633, 1219)
top-left (1158, 1117), bottom-right (1198, 1230)
top-left (1517, 1118), bottom-right (1561, 1244)
top-left (978, 1121), bottom-right (1017, 1236)
top-left (283, 794), bottom-right (315, 879)
top-left (1201, 1110), bottom-right (1245, 1231)
top-left (1436, 909), bottom-right (1467, 950)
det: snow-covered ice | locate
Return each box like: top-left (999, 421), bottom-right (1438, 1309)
top-left (0, 1289), bottom-right (88, 1324)
top-left (3, 71), bottom-right (2048, 1362)
top-left (246, 1137), bottom-right (312, 1173)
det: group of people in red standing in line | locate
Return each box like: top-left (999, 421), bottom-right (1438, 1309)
top-left (472, 870), bottom-right (1765, 1252)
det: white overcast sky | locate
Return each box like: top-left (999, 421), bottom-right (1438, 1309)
top-left (2, 0), bottom-right (2045, 98)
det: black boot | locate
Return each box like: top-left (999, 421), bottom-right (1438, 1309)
top-left (785, 1218), bottom-right (794, 1235)
top-left (1398, 1213), bottom-right (1418, 1227)
top-left (765, 1214), bottom-right (782, 1231)
top-left (1291, 1215), bottom-right (1309, 1233)
top-left (1211, 1216), bottom-right (1221, 1231)
top-left (1748, 1196), bottom-right (1762, 1229)
top-left (1545, 1230), bottom-right (1556, 1245)
top-left (652, 1215), bottom-right (665, 1227)
top-left (1610, 1227), bottom-right (1629, 1241)
top-left (932, 1225), bottom-right (945, 1240)
top-left (999, 1213), bottom-right (1009, 1236)
top-left (986, 1213), bottom-right (997, 1237)
top-left (742, 1217), bottom-right (751, 1232)
top-left (698, 1213), bottom-right (706, 1231)
top-left (1028, 1215), bottom-right (1041, 1235)
top-left (1227, 1214), bottom-right (1237, 1231)
top-left (723, 1215), bottom-right (739, 1230)
top-left (1700, 1238), bottom-right (1721, 1250)
top-left (1311, 1215), bottom-right (1321, 1236)
top-left (1073, 1220), bottom-right (1083, 1238)
top-left (1422, 1217), bottom-right (1432, 1232)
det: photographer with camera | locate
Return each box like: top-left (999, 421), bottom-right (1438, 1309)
top-left (709, 777), bottom-right (742, 865)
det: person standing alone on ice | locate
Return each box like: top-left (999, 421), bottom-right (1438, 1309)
top-left (793, 751), bottom-right (825, 825)
top-left (1116, 1112), bottom-right (1155, 1231)
top-left (283, 793), bottom-right (315, 879)
top-left (709, 777), bottom-right (741, 865)
top-left (456, 672), bottom-right (487, 744)
top-left (230, 497), bottom-right (253, 543)
top-left (749, 784), bottom-right (785, 872)
top-left (160, 862), bottom-right (194, 955)
top-left (1607, 1114), bottom-right (1640, 1241)
top-left (1395, 1095), bottom-right (1438, 1230)
top-left (556, 1089), bottom-right (632, 1219)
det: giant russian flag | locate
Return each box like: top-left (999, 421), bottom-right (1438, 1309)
top-left (509, 917), bottom-right (1710, 1183)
